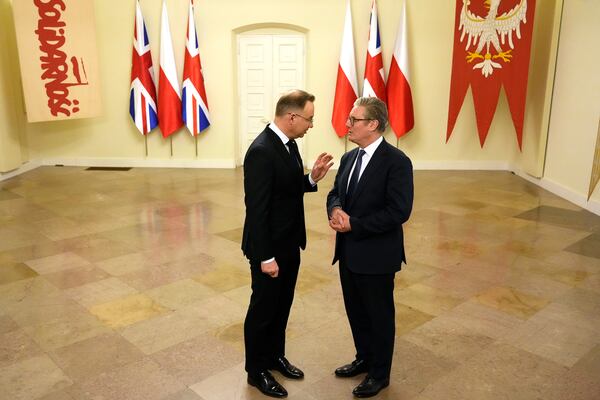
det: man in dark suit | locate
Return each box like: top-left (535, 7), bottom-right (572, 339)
top-left (327, 97), bottom-right (414, 398)
top-left (242, 89), bottom-right (333, 398)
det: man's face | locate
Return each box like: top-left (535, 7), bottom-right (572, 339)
top-left (289, 101), bottom-right (314, 139)
top-left (346, 105), bottom-right (375, 147)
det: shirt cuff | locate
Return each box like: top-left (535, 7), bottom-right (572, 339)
top-left (308, 174), bottom-right (316, 186)
top-left (261, 258), bottom-right (275, 264)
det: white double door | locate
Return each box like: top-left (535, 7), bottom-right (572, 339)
top-left (238, 34), bottom-right (305, 165)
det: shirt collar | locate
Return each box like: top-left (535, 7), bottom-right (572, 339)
top-left (269, 122), bottom-right (292, 146)
top-left (360, 136), bottom-right (383, 158)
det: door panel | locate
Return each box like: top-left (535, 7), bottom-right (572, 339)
top-left (238, 34), bottom-right (305, 165)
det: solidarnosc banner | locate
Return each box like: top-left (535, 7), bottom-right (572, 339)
top-left (12, 0), bottom-right (102, 122)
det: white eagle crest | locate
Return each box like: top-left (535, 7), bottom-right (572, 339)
top-left (459, 0), bottom-right (528, 77)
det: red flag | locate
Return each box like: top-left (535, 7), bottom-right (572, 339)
top-left (332, 0), bottom-right (358, 138)
top-left (387, 1), bottom-right (414, 138)
top-left (158, 0), bottom-right (183, 138)
top-left (362, 0), bottom-right (386, 102)
top-left (447, 0), bottom-right (536, 149)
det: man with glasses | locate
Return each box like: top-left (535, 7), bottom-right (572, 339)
top-left (327, 97), bottom-right (414, 398)
top-left (242, 89), bottom-right (333, 397)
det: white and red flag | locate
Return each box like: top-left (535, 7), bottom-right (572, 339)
top-left (129, 0), bottom-right (158, 135)
top-left (387, 1), bottom-right (414, 138)
top-left (182, 0), bottom-right (210, 136)
top-left (362, 0), bottom-right (386, 103)
top-left (158, 0), bottom-right (183, 138)
top-left (331, 0), bottom-right (358, 138)
top-left (447, 0), bottom-right (536, 149)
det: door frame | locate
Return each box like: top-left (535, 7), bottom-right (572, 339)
top-left (234, 25), bottom-right (307, 167)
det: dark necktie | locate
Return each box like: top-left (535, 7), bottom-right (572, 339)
top-left (287, 140), bottom-right (302, 169)
top-left (346, 149), bottom-right (365, 202)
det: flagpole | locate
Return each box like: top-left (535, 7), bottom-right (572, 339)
top-left (195, 134), bottom-right (198, 158)
top-left (170, 136), bottom-right (173, 157)
top-left (396, 137), bottom-right (399, 148)
top-left (144, 134), bottom-right (148, 157)
top-left (344, 136), bottom-right (348, 152)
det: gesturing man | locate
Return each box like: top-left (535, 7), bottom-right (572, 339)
top-left (242, 89), bottom-right (333, 398)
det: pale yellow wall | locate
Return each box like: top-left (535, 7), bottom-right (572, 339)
top-left (4, 1), bottom-right (597, 211)
top-left (545, 0), bottom-right (600, 204)
top-left (8, 0), bottom-right (558, 168)
top-left (0, 0), bottom-right (27, 173)
top-left (513, 0), bottom-right (561, 177)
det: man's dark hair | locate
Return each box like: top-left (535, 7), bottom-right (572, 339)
top-left (275, 90), bottom-right (315, 117)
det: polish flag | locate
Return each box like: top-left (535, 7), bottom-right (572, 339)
top-left (182, 0), bottom-right (210, 136)
top-left (362, 0), bottom-right (386, 103)
top-left (158, 0), bottom-right (183, 138)
top-left (331, 0), bottom-right (358, 138)
top-left (387, 1), bottom-right (414, 138)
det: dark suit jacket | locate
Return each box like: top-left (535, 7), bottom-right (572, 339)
top-left (327, 138), bottom-right (413, 274)
top-left (242, 125), bottom-right (317, 262)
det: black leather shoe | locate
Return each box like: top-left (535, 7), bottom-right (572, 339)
top-left (334, 359), bottom-right (368, 377)
top-left (271, 356), bottom-right (304, 379)
top-left (352, 376), bottom-right (389, 398)
top-left (247, 371), bottom-right (288, 398)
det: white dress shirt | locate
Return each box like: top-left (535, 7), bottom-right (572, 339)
top-left (346, 136), bottom-right (383, 191)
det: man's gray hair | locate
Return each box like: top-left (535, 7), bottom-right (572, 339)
top-left (354, 97), bottom-right (387, 133)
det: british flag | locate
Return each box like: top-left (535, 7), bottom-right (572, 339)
top-left (182, 0), bottom-right (210, 136)
top-left (363, 0), bottom-right (387, 103)
top-left (129, 0), bottom-right (158, 135)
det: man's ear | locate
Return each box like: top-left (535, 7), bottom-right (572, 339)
top-left (369, 119), bottom-right (379, 131)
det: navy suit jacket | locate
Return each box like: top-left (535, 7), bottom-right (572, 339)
top-left (242, 126), bottom-right (317, 262)
top-left (327, 138), bottom-right (413, 274)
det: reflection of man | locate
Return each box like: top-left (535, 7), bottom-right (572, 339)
top-left (327, 97), bottom-right (414, 398)
top-left (242, 90), bottom-right (334, 398)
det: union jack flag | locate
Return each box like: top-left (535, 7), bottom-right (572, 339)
top-left (182, 0), bottom-right (210, 136)
top-left (363, 0), bottom-right (387, 103)
top-left (129, 0), bottom-right (158, 135)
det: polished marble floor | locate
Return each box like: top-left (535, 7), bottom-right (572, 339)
top-left (0, 167), bottom-right (599, 400)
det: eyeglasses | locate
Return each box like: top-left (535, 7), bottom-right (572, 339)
top-left (289, 113), bottom-right (314, 124)
top-left (347, 116), bottom-right (373, 126)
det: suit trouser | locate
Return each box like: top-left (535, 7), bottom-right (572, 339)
top-left (244, 248), bottom-right (300, 375)
top-left (339, 261), bottom-right (396, 380)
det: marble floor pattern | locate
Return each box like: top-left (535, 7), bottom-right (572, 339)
top-left (1, 167), bottom-right (599, 400)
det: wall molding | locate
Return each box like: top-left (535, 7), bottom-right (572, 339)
top-left (37, 157), bottom-right (236, 169)
top-left (412, 160), bottom-right (512, 171)
top-left (0, 161), bottom-right (40, 182)
top-left (514, 169), bottom-right (600, 216)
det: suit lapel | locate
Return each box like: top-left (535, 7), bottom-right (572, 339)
top-left (346, 140), bottom-right (388, 207)
top-left (266, 126), bottom-right (299, 174)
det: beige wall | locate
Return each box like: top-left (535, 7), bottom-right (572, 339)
top-left (513, 0), bottom-right (561, 177)
top-left (3, 0), bottom-right (599, 214)
top-left (544, 0), bottom-right (600, 206)
top-left (0, 0), bottom-right (557, 169)
top-left (0, 0), bottom-right (28, 173)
